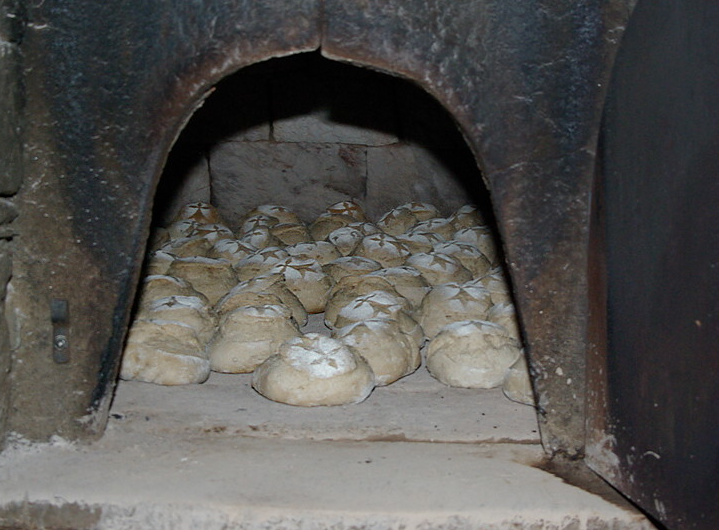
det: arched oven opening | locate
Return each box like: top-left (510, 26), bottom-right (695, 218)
top-left (110, 52), bottom-right (539, 443)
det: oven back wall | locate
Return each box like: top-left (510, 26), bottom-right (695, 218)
top-left (3, 0), bottom-right (633, 457)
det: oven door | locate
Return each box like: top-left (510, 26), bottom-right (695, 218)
top-left (586, 1), bottom-right (719, 528)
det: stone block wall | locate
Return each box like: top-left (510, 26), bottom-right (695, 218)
top-left (0, 0), bottom-right (23, 442)
top-left (154, 52), bottom-right (488, 228)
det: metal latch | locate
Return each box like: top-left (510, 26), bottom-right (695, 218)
top-left (51, 299), bottom-right (70, 364)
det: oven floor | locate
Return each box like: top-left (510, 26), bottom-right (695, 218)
top-left (0, 334), bottom-right (655, 530)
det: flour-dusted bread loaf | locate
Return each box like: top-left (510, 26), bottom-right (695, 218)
top-left (285, 241), bottom-right (341, 266)
top-left (324, 275), bottom-right (402, 328)
top-left (234, 247), bottom-right (289, 281)
top-left (417, 282), bottom-right (493, 339)
top-left (160, 235), bottom-right (212, 258)
top-left (408, 218), bottom-right (455, 240)
top-left (213, 290), bottom-right (285, 317)
top-left (395, 231), bottom-right (444, 255)
top-left (166, 256), bottom-right (238, 305)
top-left (194, 223), bottom-right (234, 243)
top-left (352, 233), bottom-right (411, 268)
top-left (268, 257), bottom-right (333, 314)
top-left (323, 256), bottom-right (383, 283)
top-left (326, 226), bottom-right (364, 256)
top-left (270, 222), bottom-right (313, 246)
top-left (326, 200), bottom-right (367, 222)
top-left (426, 320), bottom-right (522, 389)
top-left (367, 266), bottom-right (430, 309)
top-left (252, 333), bottom-right (375, 406)
top-left (333, 319), bottom-right (420, 386)
top-left (432, 240), bottom-right (492, 278)
top-left (218, 274), bottom-right (308, 326)
top-left (405, 252), bottom-right (473, 286)
top-left (137, 275), bottom-right (208, 309)
top-left (245, 204), bottom-right (301, 225)
top-left (208, 238), bottom-right (258, 265)
top-left (166, 219), bottom-right (201, 240)
top-left (487, 301), bottom-right (521, 341)
top-left (473, 268), bottom-right (513, 305)
top-left (239, 214), bottom-right (279, 237)
top-left (309, 213), bottom-right (355, 240)
top-left (240, 226), bottom-right (280, 249)
top-left (346, 221), bottom-right (382, 236)
top-left (173, 201), bottom-right (224, 225)
top-left (453, 226), bottom-right (499, 265)
top-left (136, 295), bottom-right (216, 345)
top-left (448, 204), bottom-right (486, 230)
top-left (502, 355), bottom-right (534, 406)
top-left (120, 319), bottom-right (210, 385)
top-left (333, 290), bottom-right (424, 349)
top-left (145, 250), bottom-right (176, 276)
top-left (376, 206), bottom-right (417, 236)
top-left (396, 202), bottom-right (441, 222)
top-left (208, 304), bottom-right (301, 373)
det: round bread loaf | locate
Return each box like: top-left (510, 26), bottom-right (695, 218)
top-left (367, 266), bottom-right (430, 309)
top-left (213, 290), bottom-right (285, 317)
top-left (268, 257), bottom-right (332, 314)
top-left (234, 247), bottom-right (289, 281)
top-left (219, 274), bottom-right (308, 326)
top-left (396, 202), bottom-right (441, 222)
top-left (173, 201), bottom-right (223, 225)
top-left (160, 236), bottom-right (212, 258)
top-left (453, 226), bottom-right (499, 265)
top-left (145, 250), bottom-right (176, 276)
top-left (405, 252), bottom-right (473, 286)
top-left (166, 256), bottom-right (238, 305)
top-left (285, 241), bottom-right (341, 266)
top-left (333, 290), bottom-right (423, 349)
top-left (166, 219), bottom-right (201, 240)
top-left (238, 215), bottom-right (279, 238)
top-left (252, 333), bottom-right (375, 406)
top-left (352, 233), bottom-right (410, 268)
top-left (432, 240), bottom-right (492, 278)
top-left (245, 204), bottom-right (301, 225)
top-left (323, 256), bottom-right (383, 283)
top-left (326, 226), bottom-right (364, 256)
top-left (194, 223), bottom-right (234, 243)
top-left (324, 275), bottom-right (401, 328)
top-left (502, 355), bottom-right (534, 406)
top-left (208, 304), bottom-right (301, 373)
top-left (408, 218), bottom-right (455, 240)
top-left (376, 207), bottom-right (417, 236)
top-left (137, 275), bottom-right (208, 309)
top-left (417, 283), bottom-right (492, 339)
top-left (208, 238), bottom-right (257, 264)
top-left (487, 301), bottom-right (521, 341)
top-left (136, 295), bottom-right (216, 345)
top-left (347, 221), bottom-right (382, 236)
top-left (448, 204), bottom-right (486, 230)
top-left (473, 269), bottom-right (513, 305)
top-left (309, 213), bottom-right (355, 240)
top-left (333, 319), bottom-right (420, 385)
top-left (395, 231), bottom-right (444, 255)
top-left (426, 320), bottom-right (522, 389)
top-left (271, 223), bottom-right (313, 245)
top-left (326, 200), bottom-right (367, 222)
top-left (240, 226), bottom-right (280, 249)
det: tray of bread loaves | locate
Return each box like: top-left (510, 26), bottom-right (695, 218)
top-left (120, 200), bottom-right (533, 407)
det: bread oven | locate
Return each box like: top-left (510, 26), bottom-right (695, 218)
top-left (1, 0), bottom-right (717, 529)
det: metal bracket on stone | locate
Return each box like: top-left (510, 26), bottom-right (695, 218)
top-left (51, 299), bottom-right (70, 364)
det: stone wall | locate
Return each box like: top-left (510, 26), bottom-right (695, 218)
top-left (0, 0), bottom-right (23, 443)
top-left (154, 53), bottom-right (488, 228)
